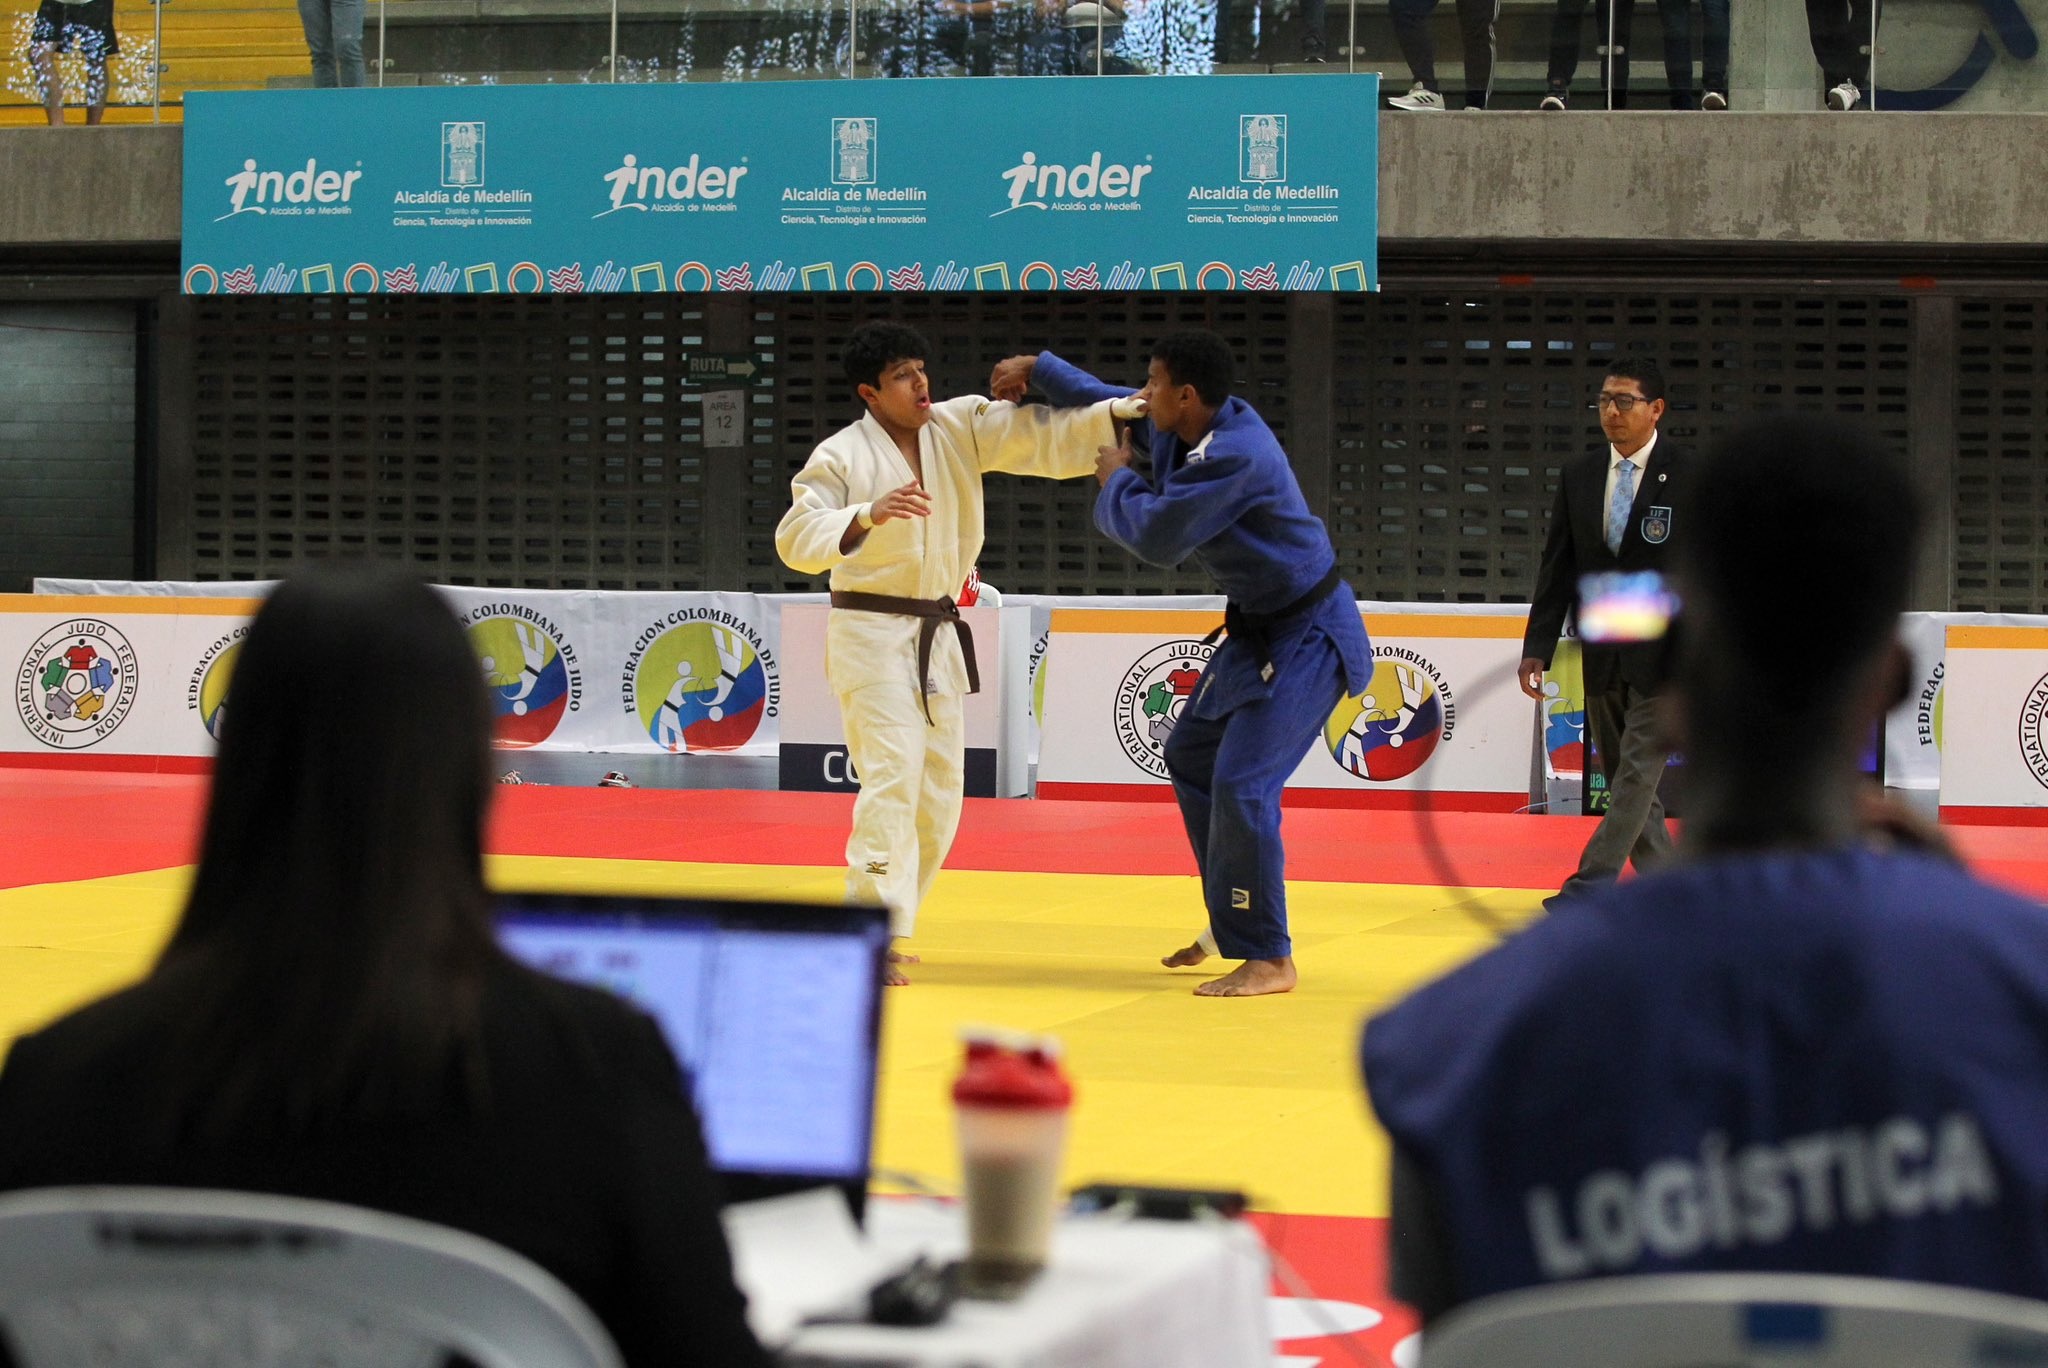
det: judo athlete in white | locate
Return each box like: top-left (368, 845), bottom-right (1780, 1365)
top-left (775, 323), bottom-right (1119, 984)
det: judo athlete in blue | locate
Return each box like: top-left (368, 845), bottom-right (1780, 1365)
top-left (1366, 417), bottom-right (2048, 1320)
top-left (992, 332), bottom-right (1371, 997)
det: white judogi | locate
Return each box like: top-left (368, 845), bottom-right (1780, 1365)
top-left (775, 393), bottom-right (1113, 936)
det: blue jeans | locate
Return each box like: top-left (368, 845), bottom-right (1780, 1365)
top-left (299, 0), bottom-right (365, 86)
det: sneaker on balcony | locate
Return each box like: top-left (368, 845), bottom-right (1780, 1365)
top-left (1701, 90), bottom-right (1727, 110)
top-left (1297, 30), bottom-right (1326, 62)
top-left (1826, 79), bottom-right (1861, 110)
top-left (1388, 83), bottom-right (1445, 112)
top-left (1538, 92), bottom-right (1567, 111)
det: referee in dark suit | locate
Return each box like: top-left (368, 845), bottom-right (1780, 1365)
top-left (1519, 356), bottom-right (1686, 905)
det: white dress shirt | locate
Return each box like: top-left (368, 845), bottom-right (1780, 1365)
top-left (1603, 429), bottom-right (1659, 535)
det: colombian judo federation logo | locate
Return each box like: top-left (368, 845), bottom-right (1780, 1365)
top-left (1542, 637), bottom-right (1587, 775)
top-left (1917, 661), bottom-right (1946, 755)
top-left (624, 612), bottom-right (778, 753)
top-left (2021, 672), bottom-right (2048, 791)
top-left (1324, 649), bottom-right (1456, 783)
top-left (187, 628), bottom-right (248, 741)
top-left (462, 607), bottom-right (581, 748)
top-left (16, 620), bottom-right (139, 749)
top-left (1240, 115), bottom-right (1286, 183)
top-left (1029, 628), bottom-right (1051, 730)
top-left (1115, 640), bottom-right (1211, 779)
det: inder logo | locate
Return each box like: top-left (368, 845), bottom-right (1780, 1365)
top-left (598, 153), bottom-right (751, 216)
top-left (994, 150), bottom-right (1153, 216)
top-left (219, 158), bottom-right (363, 220)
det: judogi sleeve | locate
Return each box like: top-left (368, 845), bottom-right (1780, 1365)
top-left (775, 441), bottom-right (866, 575)
top-left (966, 393), bottom-right (1115, 482)
top-left (1033, 350), bottom-right (1160, 454)
top-left (1096, 446), bottom-right (1258, 569)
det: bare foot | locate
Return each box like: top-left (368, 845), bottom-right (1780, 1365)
top-left (1193, 957), bottom-right (1297, 998)
top-left (1160, 941), bottom-right (1210, 968)
top-left (885, 944), bottom-right (918, 987)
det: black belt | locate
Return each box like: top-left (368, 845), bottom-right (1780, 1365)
top-left (830, 590), bottom-right (979, 726)
top-left (1202, 565), bottom-right (1345, 684)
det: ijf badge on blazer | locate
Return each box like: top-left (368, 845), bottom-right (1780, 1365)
top-left (1641, 507), bottom-right (1673, 544)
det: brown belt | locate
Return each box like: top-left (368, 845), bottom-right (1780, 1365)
top-left (829, 590), bottom-right (979, 726)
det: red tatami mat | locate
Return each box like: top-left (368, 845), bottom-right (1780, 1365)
top-left (4, 769), bottom-right (2045, 900)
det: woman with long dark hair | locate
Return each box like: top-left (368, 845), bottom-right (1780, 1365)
top-left (0, 566), bottom-right (768, 1367)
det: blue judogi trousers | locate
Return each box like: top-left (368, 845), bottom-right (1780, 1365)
top-left (1162, 627), bottom-right (1350, 961)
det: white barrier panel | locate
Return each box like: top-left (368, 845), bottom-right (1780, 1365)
top-left (777, 603), bottom-right (1028, 797)
top-left (3, 594), bottom-right (262, 765)
top-left (7, 588), bottom-right (797, 765)
top-left (1880, 612), bottom-right (2035, 791)
top-left (1939, 623), bottom-right (2048, 822)
top-left (1037, 605), bottom-right (1533, 810)
top-left (435, 587), bottom-right (790, 757)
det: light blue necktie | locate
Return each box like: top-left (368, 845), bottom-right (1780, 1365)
top-left (1605, 458), bottom-right (1637, 555)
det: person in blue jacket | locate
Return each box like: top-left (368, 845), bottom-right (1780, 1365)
top-left (992, 332), bottom-right (1371, 997)
top-left (1364, 416), bottom-right (2048, 1320)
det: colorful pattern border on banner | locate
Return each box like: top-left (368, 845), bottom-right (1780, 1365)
top-left (180, 75), bottom-right (1379, 296)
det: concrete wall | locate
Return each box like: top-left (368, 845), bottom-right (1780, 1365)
top-left (0, 128), bottom-right (182, 251)
top-left (3, 113), bottom-right (2042, 259)
top-left (0, 304), bottom-right (139, 592)
top-left (1376, 113), bottom-right (2048, 251)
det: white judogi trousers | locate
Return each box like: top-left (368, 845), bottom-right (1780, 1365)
top-left (840, 679), bottom-right (964, 938)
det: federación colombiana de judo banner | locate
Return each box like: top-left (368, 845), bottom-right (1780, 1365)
top-left (179, 74), bottom-right (1378, 296)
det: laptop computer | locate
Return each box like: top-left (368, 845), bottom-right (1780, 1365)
top-left (493, 891), bottom-right (890, 1221)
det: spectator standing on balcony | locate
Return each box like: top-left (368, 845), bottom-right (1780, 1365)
top-left (297, 0), bottom-right (366, 87)
top-left (1808, 0), bottom-right (1877, 109)
top-left (30, 0), bottom-right (117, 125)
top-left (1537, 0), bottom-right (1730, 110)
top-left (1386, 0), bottom-right (1500, 111)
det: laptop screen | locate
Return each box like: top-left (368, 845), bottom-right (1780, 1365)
top-left (494, 893), bottom-right (889, 1212)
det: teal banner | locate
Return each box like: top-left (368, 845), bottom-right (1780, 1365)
top-left (180, 75), bottom-right (1378, 294)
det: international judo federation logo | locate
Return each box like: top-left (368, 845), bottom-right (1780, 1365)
top-left (2021, 672), bottom-right (2048, 791)
top-left (16, 621), bottom-right (139, 749)
top-left (832, 118), bottom-right (877, 187)
top-left (626, 615), bottom-right (778, 753)
top-left (1114, 640), bottom-right (1212, 780)
top-left (464, 609), bottom-right (581, 748)
top-left (1239, 114), bottom-right (1286, 184)
top-left (1324, 649), bottom-right (1456, 782)
top-left (187, 628), bottom-right (248, 741)
top-left (442, 122), bottom-right (485, 189)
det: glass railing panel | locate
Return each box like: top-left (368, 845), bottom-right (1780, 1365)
top-left (372, 0), bottom-right (610, 86)
top-left (612, 0), bottom-right (851, 85)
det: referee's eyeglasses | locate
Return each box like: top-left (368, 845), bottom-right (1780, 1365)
top-left (1593, 392), bottom-right (1652, 413)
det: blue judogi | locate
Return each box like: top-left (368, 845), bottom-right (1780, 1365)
top-left (1365, 848), bottom-right (2048, 1313)
top-left (1035, 352), bottom-right (1371, 960)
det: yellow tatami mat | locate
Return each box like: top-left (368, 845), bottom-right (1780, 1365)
top-left (0, 857), bottom-right (1538, 1218)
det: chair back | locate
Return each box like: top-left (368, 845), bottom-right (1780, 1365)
top-left (0, 1186), bottom-right (623, 1368)
top-left (1421, 1272), bottom-right (2048, 1368)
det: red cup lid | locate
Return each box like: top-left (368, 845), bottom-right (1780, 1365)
top-left (953, 1039), bottom-right (1073, 1109)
